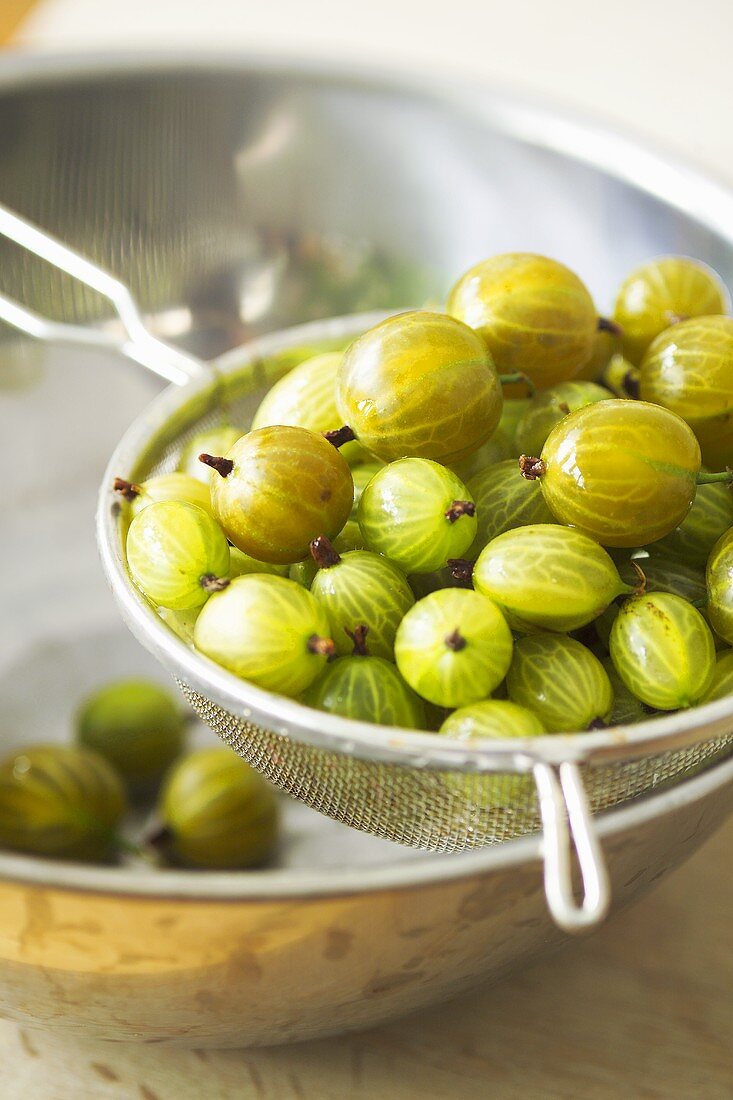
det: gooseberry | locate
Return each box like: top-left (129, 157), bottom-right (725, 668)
top-left (193, 574), bottom-right (335, 696)
top-left (473, 524), bottom-right (631, 632)
top-left (114, 471), bottom-right (214, 519)
top-left (506, 635), bottom-right (613, 732)
top-left (303, 625), bottom-right (425, 727)
top-left (394, 588), bottom-right (513, 707)
top-left (156, 748), bottom-right (278, 869)
top-left (77, 679), bottom-right (186, 794)
top-left (309, 536), bottom-right (415, 659)
top-left (702, 649), bottom-right (733, 703)
top-left (0, 745), bottom-right (127, 862)
top-left (252, 351), bottom-right (367, 464)
top-left (524, 399), bottom-right (710, 547)
top-left (357, 458), bottom-right (477, 574)
top-left (179, 426), bottom-right (241, 483)
top-left (126, 500), bottom-right (230, 611)
top-left (610, 592), bottom-right (715, 710)
top-left (336, 311), bottom-right (503, 464)
top-left (613, 255), bottom-right (728, 365)
top-left (656, 478), bottom-right (733, 567)
top-left (706, 527), bottom-right (733, 645)
top-left (446, 253), bottom-right (598, 388)
top-left (639, 315), bottom-right (733, 468)
top-left (203, 425), bottom-right (353, 564)
top-left (466, 460), bottom-right (553, 556)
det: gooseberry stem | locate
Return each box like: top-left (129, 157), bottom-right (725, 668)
top-left (630, 561), bottom-right (647, 596)
top-left (622, 369), bottom-right (640, 400)
top-left (445, 500), bottom-right (476, 524)
top-left (587, 718), bottom-right (608, 730)
top-left (307, 635), bottom-right (337, 658)
top-left (323, 425), bottom-right (357, 449)
top-left (518, 454), bottom-right (546, 481)
top-left (696, 469), bottom-right (733, 486)
top-left (345, 624), bottom-right (370, 657)
top-left (597, 316), bottom-right (623, 337)
top-left (113, 476), bottom-right (142, 501)
top-left (446, 558), bottom-right (475, 586)
top-left (498, 371), bottom-right (536, 396)
top-left (309, 535), bottom-right (341, 568)
top-left (200, 574), bottom-right (230, 593)
top-left (199, 453), bottom-right (234, 478)
top-left (444, 628), bottom-right (467, 652)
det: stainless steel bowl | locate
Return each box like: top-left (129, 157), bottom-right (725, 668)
top-left (1, 54), bottom-right (732, 1045)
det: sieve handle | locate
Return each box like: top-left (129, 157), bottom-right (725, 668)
top-left (0, 203), bottom-right (206, 386)
top-left (533, 760), bottom-right (611, 933)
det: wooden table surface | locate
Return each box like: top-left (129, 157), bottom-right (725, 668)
top-left (1, 814), bottom-right (731, 1100)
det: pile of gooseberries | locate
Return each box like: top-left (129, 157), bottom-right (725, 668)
top-left (115, 250), bottom-right (733, 808)
top-left (0, 678), bottom-right (280, 869)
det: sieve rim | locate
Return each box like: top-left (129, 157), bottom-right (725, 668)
top-left (97, 313), bottom-right (733, 776)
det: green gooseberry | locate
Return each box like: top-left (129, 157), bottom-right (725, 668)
top-left (473, 524), bottom-right (631, 633)
top-left (77, 679), bottom-right (186, 794)
top-left (193, 574), bottom-right (334, 696)
top-left (613, 255), bottom-right (728, 365)
top-left (126, 500), bottom-right (231, 611)
top-left (0, 745), bottom-right (127, 862)
top-left (303, 626), bottom-right (425, 727)
top-left (601, 658), bottom-right (648, 726)
top-left (706, 527), bottom-right (733, 645)
top-left (506, 635), bottom-right (613, 732)
top-left (656, 479), bottom-right (733, 567)
top-left (204, 425), bottom-right (353, 565)
top-left (179, 426), bottom-right (241, 484)
top-left (640, 315), bottom-right (733, 469)
top-left (701, 649), bottom-right (733, 702)
top-left (394, 588), bottom-right (513, 708)
top-left (309, 536), bottom-right (415, 659)
top-left (610, 592), bottom-right (716, 710)
top-left (514, 380), bottom-right (609, 456)
top-left (336, 311), bottom-right (503, 464)
top-left (157, 748), bottom-right (278, 869)
top-left (527, 399), bottom-right (712, 547)
top-left (252, 351), bottom-right (367, 465)
top-left (289, 519), bottom-right (365, 588)
top-left (358, 458), bottom-right (477, 574)
top-left (466, 459), bottom-right (554, 556)
top-left (498, 398), bottom-right (531, 451)
top-left (446, 253), bottom-right (598, 388)
top-left (114, 471), bottom-right (215, 520)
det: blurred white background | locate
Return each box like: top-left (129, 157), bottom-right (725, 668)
top-left (15, 0), bottom-right (733, 184)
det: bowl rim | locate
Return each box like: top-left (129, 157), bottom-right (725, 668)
top-left (0, 751), bottom-right (730, 900)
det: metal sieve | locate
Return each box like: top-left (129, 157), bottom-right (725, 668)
top-left (2, 204), bottom-right (732, 933)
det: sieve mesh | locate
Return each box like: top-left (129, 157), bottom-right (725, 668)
top-left (178, 682), bottom-right (733, 849)
top-left (105, 319), bottom-right (733, 852)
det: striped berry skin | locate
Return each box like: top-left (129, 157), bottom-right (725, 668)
top-left (447, 253), bottom-right (598, 389)
top-left (614, 256), bottom-right (728, 366)
top-left (610, 592), bottom-right (716, 711)
top-left (506, 635), bottom-right (613, 733)
top-left (337, 310), bottom-right (502, 465)
top-left (473, 524), bottom-right (631, 633)
top-left (640, 315), bottom-right (733, 469)
top-left (304, 656), bottom-right (425, 729)
top-left (536, 400), bottom-right (702, 547)
top-left (707, 528), bottom-right (733, 646)
top-left (394, 588), bottom-right (513, 709)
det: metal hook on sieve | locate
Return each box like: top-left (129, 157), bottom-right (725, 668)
top-left (533, 760), bottom-right (611, 932)
top-left (0, 203), bottom-right (206, 387)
